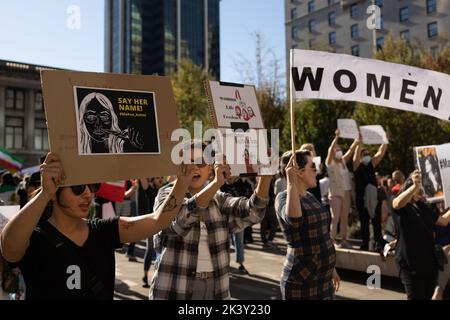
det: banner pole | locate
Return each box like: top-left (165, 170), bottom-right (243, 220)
top-left (290, 49), bottom-right (297, 166)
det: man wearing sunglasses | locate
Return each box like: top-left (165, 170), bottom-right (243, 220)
top-left (0, 152), bottom-right (198, 300)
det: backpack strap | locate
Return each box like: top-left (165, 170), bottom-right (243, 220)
top-left (36, 222), bottom-right (109, 299)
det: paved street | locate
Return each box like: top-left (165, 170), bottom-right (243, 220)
top-left (113, 225), bottom-right (418, 300)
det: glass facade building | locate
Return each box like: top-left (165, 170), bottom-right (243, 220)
top-left (105, 0), bottom-right (220, 78)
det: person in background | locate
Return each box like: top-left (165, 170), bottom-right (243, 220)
top-left (139, 176), bottom-right (165, 288)
top-left (274, 151), bottom-right (291, 196)
top-left (391, 170), bottom-right (405, 197)
top-left (0, 172), bottom-right (18, 206)
top-left (325, 130), bottom-right (358, 248)
top-left (353, 139), bottom-right (388, 250)
top-left (392, 170), bottom-right (450, 300)
top-left (432, 202), bottom-right (450, 300)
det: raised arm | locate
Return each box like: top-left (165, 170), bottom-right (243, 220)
top-left (372, 143), bottom-right (388, 167)
top-left (326, 130), bottom-right (340, 166)
top-left (0, 153), bottom-right (64, 263)
top-left (392, 170), bottom-right (420, 210)
top-left (118, 165), bottom-right (196, 243)
top-left (352, 137), bottom-right (363, 172)
top-left (343, 136), bottom-right (359, 164)
top-left (436, 208), bottom-right (450, 227)
top-left (286, 155), bottom-right (303, 218)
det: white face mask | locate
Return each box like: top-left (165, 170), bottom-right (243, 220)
top-left (362, 155), bottom-right (372, 165)
top-left (335, 151), bottom-right (343, 160)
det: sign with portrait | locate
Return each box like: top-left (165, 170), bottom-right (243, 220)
top-left (74, 87), bottom-right (160, 155)
top-left (414, 145), bottom-right (444, 203)
top-left (41, 70), bottom-right (179, 186)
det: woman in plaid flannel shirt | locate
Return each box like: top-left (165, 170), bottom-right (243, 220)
top-left (149, 141), bottom-right (272, 300)
top-left (275, 150), bottom-right (340, 300)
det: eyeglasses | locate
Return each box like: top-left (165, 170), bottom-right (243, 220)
top-left (83, 112), bottom-right (111, 124)
top-left (70, 183), bottom-right (101, 196)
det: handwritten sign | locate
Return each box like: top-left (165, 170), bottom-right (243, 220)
top-left (337, 119), bottom-right (359, 139)
top-left (360, 125), bottom-right (388, 145)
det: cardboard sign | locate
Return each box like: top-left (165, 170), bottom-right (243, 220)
top-left (291, 49), bottom-right (450, 121)
top-left (360, 125), bottom-right (388, 145)
top-left (414, 145), bottom-right (444, 203)
top-left (337, 119), bottom-right (359, 139)
top-left (204, 81), bottom-right (264, 129)
top-left (41, 70), bottom-right (180, 186)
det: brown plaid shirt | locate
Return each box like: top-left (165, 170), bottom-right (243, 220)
top-left (149, 183), bottom-right (268, 300)
top-left (275, 191), bottom-right (336, 300)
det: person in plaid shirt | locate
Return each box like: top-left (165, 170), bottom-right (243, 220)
top-left (275, 150), bottom-right (340, 300)
top-left (149, 141), bottom-right (272, 300)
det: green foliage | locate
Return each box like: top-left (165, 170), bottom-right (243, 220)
top-left (171, 59), bottom-right (214, 134)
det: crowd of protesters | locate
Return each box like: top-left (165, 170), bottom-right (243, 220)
top-left (0, 128), bottom-right (450, 301)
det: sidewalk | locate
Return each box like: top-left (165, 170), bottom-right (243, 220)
top-left (114, 226), bottom-right (409, 300)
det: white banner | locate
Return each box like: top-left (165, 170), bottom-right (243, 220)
top-left (337, 119), bottom-right (359, 139)
top-left (291, 49), bottom-right (450, 121)
top-left (360, 125), bottom-right (388, 145)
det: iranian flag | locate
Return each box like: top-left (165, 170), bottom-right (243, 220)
top-left (0, 147), bottom-right (24, 171)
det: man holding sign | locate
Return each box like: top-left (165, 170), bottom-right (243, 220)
top-left (353, 136), bottom-right (388, 251)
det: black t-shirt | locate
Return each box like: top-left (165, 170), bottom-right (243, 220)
top-left (394, 202), bottom-right (439, 274)
top-left (354, 162), bottom-right (376, 209)
top-left (15, 217), bottom-right (122, 300)
top-left (375, 186), bottom-right (387, 218)
top-left (137, 182), bottom-right (159, 215)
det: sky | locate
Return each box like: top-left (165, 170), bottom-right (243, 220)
top-left (0, 0), bottom-right (285, 84)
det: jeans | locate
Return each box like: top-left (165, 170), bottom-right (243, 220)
top-left (143, 236), bottom-right (155, 272)
top-left (232, 231), bottom-right (245, 264)
top-left (399, 268), bottom-right (438, 300)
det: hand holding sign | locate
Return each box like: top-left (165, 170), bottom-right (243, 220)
top-left (337, 119), bottom-right (359, 140)
top-left (360, 125), bottom-right (389, 145)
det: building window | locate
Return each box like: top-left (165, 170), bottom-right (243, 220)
top-left (375, 0), bottom-right (383, 7)
top-left (400, 30), bottom-right (411, 42)
top-left (328, 0), bottom-right (336, 5)
top-left (329, 32), bottom-right (336, 45)
top-left (5, 117), bottom-right (24, 149)
top-left (427, 0), bottom-right (437, 14)
top-left (351, 45), bottom-right (360, 56)
top-left (328, 11), bottom-right (336, 26)
top-left (351, 24), bottom-right (359, 39)
top-left (309, 19), bottom-right (316, 33)
top-left (34, 92), bottom-right (43, 111)
top-left (350, 4), bottom-right (358, 18)
top-left (377, 37), bottom-right (384, 48)
top-left (34, 119), bottom-right (49, 150)
top-left (428, 21), bottom-right (438, 38)
top-left (292, 26), bottom-right (299, 39)
top-left (399, 7), bottom-right (409, 22)
top-left (5, 88), bottom-right (25, 110)
top-left (308, 1), bottom-right (315, 13)
top-left (291, 8), bottom-right (298, 19)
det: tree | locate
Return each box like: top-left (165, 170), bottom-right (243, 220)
top-left (352, 35), bottom-right (450, 175)
top-left (171, 59), bottom-right (214, 134)
top-left (232, 32), bottom-right (288, 149)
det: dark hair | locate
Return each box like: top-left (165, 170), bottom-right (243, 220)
top-left (279, 150), bottom-right (311, 177)
top-left (1, 172), bottom-right (15, 186)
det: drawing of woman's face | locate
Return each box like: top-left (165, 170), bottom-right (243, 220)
top-left (247, 107), bottom-right (255, 117)
top-left (425, 158), bottom-right (432, 174)
top-left (83, 98), bottom-right (112, 142)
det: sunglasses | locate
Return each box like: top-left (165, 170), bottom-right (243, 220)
top-left (70, 183), bottom-right (101, 196)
